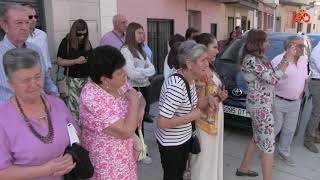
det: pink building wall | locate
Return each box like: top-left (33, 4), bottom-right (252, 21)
top-left (117, 0), bottom-right (227, 40)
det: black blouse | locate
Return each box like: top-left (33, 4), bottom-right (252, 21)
top-left (57, 37), bottom-right (92, 78)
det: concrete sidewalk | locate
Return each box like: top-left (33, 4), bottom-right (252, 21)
top-left (138, 102), bottom-right (320, 180)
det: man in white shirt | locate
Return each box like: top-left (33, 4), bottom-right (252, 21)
top-left (22, 3), bottom-right (51, 71)
top-left (304, 41), bottom-right (320, 153)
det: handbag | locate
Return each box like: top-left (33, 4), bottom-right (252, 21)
top-left (57, 40), bottom-right (71, 99)
top-left (56, 67), bottom-right (70, 99)
top-left (171, 73), bottom-right (201, 154)
top-left (64, 123), bottom-right (94, 180)
top-left (133, 128), bottom-right (148, 161)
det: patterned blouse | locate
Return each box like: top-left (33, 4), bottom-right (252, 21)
top-left (242, 54), bottom-right (283, 108)
top-left (79, 81), bottom-right (137, 180)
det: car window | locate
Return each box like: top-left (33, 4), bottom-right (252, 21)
top-left (219, 39), bottom-right (243, 63)
top-left (265, 40), bottom-right (284, 61)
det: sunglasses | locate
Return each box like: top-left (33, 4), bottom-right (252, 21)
top-left (76, 32), bottom-right (88, 37)
top-left (28, 15), bottom-right (38, 20)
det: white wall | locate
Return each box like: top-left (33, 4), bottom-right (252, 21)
top-left (44, 0), bottom-right (102, 62)
top-left (100, 0), bottom-right (117, 37)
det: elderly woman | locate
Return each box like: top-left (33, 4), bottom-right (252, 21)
top-left (155, 40), bottom-right (215, 180)
top-left (80, 45), bottom-right (145, 179)
top-left (0, 48), bottom-right (79, 180)
top-left (191, 33), bottom-right (228, 180)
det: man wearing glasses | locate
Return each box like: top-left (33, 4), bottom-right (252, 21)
top-left (0, 4), bottom-right (59, 105)
top-left (23, 3), bottom-right (52, 72)
top-left (271, 35), bottom-right (308, 166)
top-left (100, 14), bottom-right (127, 50)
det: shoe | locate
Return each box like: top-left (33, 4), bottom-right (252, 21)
top-left (235, 169), bottom-right (259, 177)
top-left (141, 156), bottom-right (152, 164)
top-left (144, 117), bottom-right (154, 123)
top-left (304, 141), bottom-right (319, 153)
top-left (278, 153), bottom-right (296, 167)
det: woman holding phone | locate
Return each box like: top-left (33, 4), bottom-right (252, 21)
top-left (57, 19), bottom-right (92, 126)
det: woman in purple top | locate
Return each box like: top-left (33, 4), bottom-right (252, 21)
top-left (0, 48), bottom-right (79, 180)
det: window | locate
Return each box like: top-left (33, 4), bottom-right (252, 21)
top-left (188, 10), bottom-right (201, 31)
top-left (147, 19), bottom-right (174, 74)
top-left (268, 15), bottom-right (273, 29)
top-left (292, 12), bottom-right (296, 29)
top-left (228, 17), bottom-right (234, 34)
top-left (211, 23), bottom-right (217, 37)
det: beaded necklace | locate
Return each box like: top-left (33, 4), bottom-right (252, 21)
top-left (15, 96), bottom-right (54, 144)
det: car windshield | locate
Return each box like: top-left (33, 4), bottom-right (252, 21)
top-left (219, 39), bottom-right (243, 63)
top-left (265, 40), bottom-right (284, 61)
top-left (219, 38), bottom-right (289, 63)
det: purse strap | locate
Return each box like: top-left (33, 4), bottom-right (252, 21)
top-left (138, 128), bottom-right (146, 149)
top-left (67, 123), bottom-right (80, 146)
top-left (171, 73), bottom-right (196, 132)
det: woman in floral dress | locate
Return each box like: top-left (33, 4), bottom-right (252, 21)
top-left (236, 30), bottom-right (296, 180)
top-left (80, 46), bottom-right (145, 180)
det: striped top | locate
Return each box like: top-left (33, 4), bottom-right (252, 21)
top-left (155, 74), bottom-right (197, 146)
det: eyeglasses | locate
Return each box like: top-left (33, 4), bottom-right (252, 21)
top-left (28, 15), bottom-right (38, 20)
top-left (76, 32), bottom-right (88, 37)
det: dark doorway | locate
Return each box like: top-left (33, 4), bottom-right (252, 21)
top-left (147, 19), bottom-right (174, 74)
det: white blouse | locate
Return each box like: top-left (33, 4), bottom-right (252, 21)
top-left (121, 46), bottom-right (155, 87)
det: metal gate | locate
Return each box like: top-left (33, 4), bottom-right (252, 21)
top-left (147, 19), bottom-right (174, 74)
top-left (0, 0), bottom-right (45, 40)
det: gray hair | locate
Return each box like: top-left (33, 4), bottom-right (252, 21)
top-left (112, 14), bottom-right (125, 27)
top-left (283, 35), bottom-right (304, 50)
top-left (3, 48), bottom-right (40, 80)
top-left (177, 40), bottom-right (207, 68)
top-left (0, 3), bottom-right (26, 21)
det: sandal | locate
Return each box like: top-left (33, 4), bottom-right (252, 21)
top-left (235, 169), bottom-right (259, 177)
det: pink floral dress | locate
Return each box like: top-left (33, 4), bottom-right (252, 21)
top-left (242, 55), bottom-right (284, 153)
top-left (79, 81), bottom-right (137, 180)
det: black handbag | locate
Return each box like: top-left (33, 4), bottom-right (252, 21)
top-left (64, 124), bottom-right (94, 180)
top-left (171, 73), bottom-right (201, 154)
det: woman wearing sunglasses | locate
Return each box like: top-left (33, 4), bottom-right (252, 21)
top-left (57, 19), bottom-right (92, 126)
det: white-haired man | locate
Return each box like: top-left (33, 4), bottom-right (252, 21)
top-left (100, 14), bottom-right (127, 49)
top-left (0, 4), bottom-right (58, 105)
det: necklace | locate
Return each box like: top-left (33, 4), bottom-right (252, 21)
top-left (15, 96), bottom-right (54, 144)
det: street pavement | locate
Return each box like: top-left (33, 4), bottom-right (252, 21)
top-left (138, 101), bottom-right (320, 180)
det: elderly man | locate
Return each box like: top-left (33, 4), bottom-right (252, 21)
top-left (271, 35), bottom-right (308, 166)
top-left (304, 41), bottom-right (320, 153)
top-left (0, 4), bottom-right (58, 105)
top-left (22, 3), bottom-right (51, 71)
top-left (100, 14), bottom-right (127, 49)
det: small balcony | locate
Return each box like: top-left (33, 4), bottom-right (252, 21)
top-left (220, 0), bottom-right (259, 9)
top-left (279, 0), bottom-right (314, 6)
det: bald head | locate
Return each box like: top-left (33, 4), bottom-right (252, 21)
top-left (112, 14), bottom-right (127, 34)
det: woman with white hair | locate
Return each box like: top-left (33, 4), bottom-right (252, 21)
top-left (155, 40), bottom-right (215, 180)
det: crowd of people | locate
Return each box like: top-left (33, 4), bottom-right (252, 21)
top-left (0, 3), bottom-right (320, 180)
